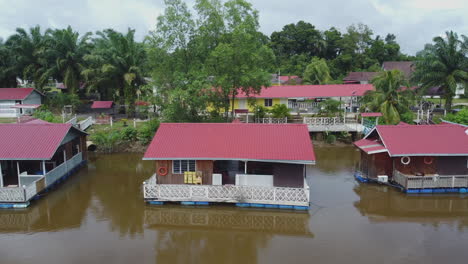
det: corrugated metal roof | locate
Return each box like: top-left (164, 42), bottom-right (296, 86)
top-left (143, 123), bottom-right (316, 164)
top-left (91, 101), bottom-right (114, 109)
top-left (0, 88), bottom-right (35, 100)
top-left (354, 138), bottom-right (387, 154)
top-left (0, 123), bottom-right (75, 160)
top-left (236, 84), bottom-right (374, 98)
top-left (375, 125), bottom-right (468, 156)
top-left (343, 72), bottom-right (378, 82)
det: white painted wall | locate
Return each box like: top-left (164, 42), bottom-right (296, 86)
top-left (0, 100), bottom-right (18, 117)
top-left (235, 174), bottom-right (273, 187)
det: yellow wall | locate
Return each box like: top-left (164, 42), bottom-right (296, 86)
top-left (208, 98), bottom-right (285, 113)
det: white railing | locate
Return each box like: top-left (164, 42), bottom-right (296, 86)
top-left (303, 117), bottom-right (344, 126)
top-left (256, 117), bottom-right (288, 124)
top-left (65, 115), bottom-right (77, 125)
top-left (143, 182), bottom-right (309, 206)
top-left (288, 102), bottom-right (319, 110)
top-left (78, 116), bottom-right (94, 130)
top-left (45, 152), bottom-right (83, 187)
top-left (393, 170), bottom-right (468, 189)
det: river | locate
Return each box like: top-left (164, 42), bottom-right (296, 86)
top-left (0, 146), bottom-right (467, 264)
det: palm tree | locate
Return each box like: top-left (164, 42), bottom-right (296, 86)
top-left (82, 29), bottom-right (146, 116)
top-left (362, 70), bottom-right (414, 124)
top-left (302, 57), bottom-right (331, 84)
top-left (413, 31), bottom-right (468, 111)
top-left (0, 38), bottom-right (18, 87)
top-left (42, 26), bottom-right (92, 94)
top-left (6, 26), bottom-right (48, 90)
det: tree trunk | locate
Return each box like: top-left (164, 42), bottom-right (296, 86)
top-left (230, 92), bottom-right (236, 119)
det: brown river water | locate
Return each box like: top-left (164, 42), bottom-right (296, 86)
top-left (1, 146), bottom-right (467, 264)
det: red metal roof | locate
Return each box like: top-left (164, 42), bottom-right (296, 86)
top-left (91, 101), bottom-right (114, 109)
top-left (0, 123), bottom-right (74, 160)
top-left (343, 72), bottom-right (378, 82)
top-left (375, 125), bottom-right (468, 156)
top-left (236, 84), bottom-right (374, 98)
top-left (0, 88), bottom-right (36, 100)
top-left (361, 112), bottom-right (382, 117)
top-left (144, 123), bottom-right (316, 164)
top-left (354, 138), bottom-right (387, 154)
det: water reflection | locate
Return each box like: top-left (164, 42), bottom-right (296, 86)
top-left (354, 184), bottom-right (468, 229)
top-left (147, 206), bottom-right (312, 264)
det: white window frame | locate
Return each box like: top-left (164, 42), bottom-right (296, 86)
top-left (172, 160), bottom-right (196, 174)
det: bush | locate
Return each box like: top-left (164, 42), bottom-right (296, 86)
top-left (138, 119), bottom-right (160, 145)
top-left (45, 93), bottom-right (81, 111)
top-left (33, 109), bottom-right (62, 123)
top-left (253, 105), bottom-right (268, 119)
top-left (269, 104), bottom-right (291, 118)
top-left (319, 99), bottom-right (341, 115)
top-left (120, 127), bottom-right (137, 141)
top-left (325, 134), bottom-right (337, 144)
top-left (91, 130), bottom-right (121, 153)
top-left (445, 108), bottom-right (468, 125)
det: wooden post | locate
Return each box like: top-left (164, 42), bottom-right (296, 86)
top-left (0, 162), bottom-right (3, 187)
top-left (17, 162), bottom-right (21, 186)
top-left (42, 160), bottom-right (46, 175)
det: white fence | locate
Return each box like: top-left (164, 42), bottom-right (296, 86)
top-left (143, 180), bottom-right (309, 206)
top-left (255, 117), bottom-right (288, 124)
top-left (393, 170), bottom-right (468, 189)
top-left (45, 152), bottom-right (82, 187)
top-left (65, 115), bottom-right (77, 125)
top-left (288, 102), bottom-right (319, 111)
top-left (303, 117), bottom-right (344, 126)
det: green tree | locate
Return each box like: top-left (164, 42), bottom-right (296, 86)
top-left (269, 104), bottom-right (290, 118)
top-left (83, 29), bottom-right (146, 116)
top-left (207, 0), bottom-right (274, 117)
top-left (303, 57), bottom-right (331, 84)
top-left (0, 38), bottom-right (17, 87)
top-left (413, 31), bottom-right (468, 111)
top-left (6, 26), bottom-right (48, 90)
top-left (319, 99), bottom-right (341, 115)
top-left (445, 108), bottom-right (468, 125)
top-left (362, 70), bottom-right (414, 124)
top-left (42, 26), bottom-right (91, 94)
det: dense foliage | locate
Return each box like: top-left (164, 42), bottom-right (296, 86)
top-left (445, 109), bottom-right (468, 125)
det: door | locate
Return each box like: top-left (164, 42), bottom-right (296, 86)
top-left (238, 99), bottom-right (246, 109)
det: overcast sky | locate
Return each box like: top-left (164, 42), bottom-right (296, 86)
top-left (0, 0), bottom-right (466, 54)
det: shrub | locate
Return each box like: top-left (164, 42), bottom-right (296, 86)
top-left (120, 127), bottom-right (138, 141)
top-left (319, 99), bottom-right (341, 115)
top-left (253, 105), bottom-right (268, 119)
top-left (269, 104), bottom-right (291, 118)
top-left (33, 109), bottom-right (62, 123)
top-left (445, 108), bottom-right (468, 125)
top-left (325, 134), bottom-right (336, 144)
top-left (91, 130), bottom-right (121, 152)
top-left (138, 119), bottom-right (160, 145)
top-left (45, 93), bottom-right (81, 111)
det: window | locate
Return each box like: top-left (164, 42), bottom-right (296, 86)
top-left (173, 160), bottom-right (196, 174)
top-left (264, 99), bottom-right (273, 107)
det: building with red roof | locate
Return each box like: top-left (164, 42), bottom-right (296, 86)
top-left (343, 72), bottom-right (379, 84)
top-left (0, 88), bottom-right (43, 118)
top-left (354, 123), bottom-right (468, 193)
top-left (142, 123), bottom-right (315, 208)
top-left (0, 122), bottom-right (88, 208)
top-left (230, 84), bottom-right (373, 114)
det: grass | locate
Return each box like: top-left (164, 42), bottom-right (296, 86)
top-left (425, 98), bottom-right (468, 105)
top-left (0, 118), bottom-right (16, 123)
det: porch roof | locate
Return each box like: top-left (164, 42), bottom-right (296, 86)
top-left (0, 122), bottom-right (85, 160)
top-left (354, 138), bottom-right (387, 154)
top-left (144, 123), bottom-right (316, 164)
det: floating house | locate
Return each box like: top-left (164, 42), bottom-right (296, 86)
top-left (142, 123), bottom-right (315, 209)
top-left (354, 123), bottom-right (468, 193)
top-left (229, 84), bottom-right (373, 114)
top-left (0, 121), bottom-right (88, 208)
top-left (0, 88), bottom-right (43, 118)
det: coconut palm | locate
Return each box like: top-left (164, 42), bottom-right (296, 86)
top-left (6, 26), bottom-right (48, 89)
top-left (362, 70), bottom-right (414, 124)
top-left (413, 31), bottom-right (468, 111)
top-left (42, 26), bottom-right (92, 94)
top-left (82, 29), bottom-right (146, 116)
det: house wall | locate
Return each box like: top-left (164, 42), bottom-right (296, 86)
top-left (360, 152), bottom-right (393, 178)
top-left (394, 156), bottom-right (467, 176)
top-left (155, 160), bottom-right (304, 188)
top-left (23, 91), bottom-right (42, 105)
top-left (0, 100), bottom-right (17, 117)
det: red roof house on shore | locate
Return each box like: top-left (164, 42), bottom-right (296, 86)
top-left (0, 88), bottom-right (43, 118)
top-left (91, 101), bottom-right (114, 109)
top-left (354, 124), bottom-right (468, 191)
top-left (343, 72), bottom-right (379, 84)
top-left (0, 122), bottom-right (88, 206)
top-left (142, 123), bottom-right (315, 208)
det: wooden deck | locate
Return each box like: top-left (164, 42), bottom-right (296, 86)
top-left (393, 170), bottom-right (468, 190)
